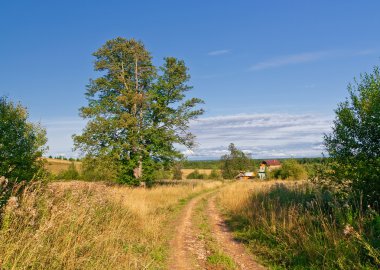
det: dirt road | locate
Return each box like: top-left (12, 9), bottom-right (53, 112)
top-left (168, 191), bottom-right (266, 270)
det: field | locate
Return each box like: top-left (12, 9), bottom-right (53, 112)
top-left (44, 158), bottom-right (82, 174)
top-left (1, 178), bottom-right (379, 269)
top-left (0, 180), bottom-right (223, 269)
top-left (44, 158), bottom-right (217, 180)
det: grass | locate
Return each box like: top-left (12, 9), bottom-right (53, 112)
top-left (217, 180), bottom-right (380, 270)
top-left (0, 180), bottom-right (223, 270)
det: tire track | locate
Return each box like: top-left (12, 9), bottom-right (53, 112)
top-left (206, 195), bottom-right (266, 270)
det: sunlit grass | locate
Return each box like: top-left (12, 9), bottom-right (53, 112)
top-left (217, 180), bottom-right (380, 269)
top-left (0, 180), bottom-right (222, 270)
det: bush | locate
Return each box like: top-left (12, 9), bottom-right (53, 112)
top-left (54, 162), bottom-right (80, 180)
top-left (81, 156), bottom-right (117, 182)
top-left (171, 162), bottom-right (183, 180)
top-left (279, 159), bottom-right (307, 180)
top-left (208, 169), bottom-right (221, 180)
top-left (186, 170), bottom-right (206, 179)
top-left (268, 160), bottom-right (306, 180)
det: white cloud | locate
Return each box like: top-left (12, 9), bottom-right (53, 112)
top-left (39, 113), bottom-right (334, 160)
top-left (184, 113), bottom-right (333, 159)
top-left (250, 48), bottom-right (377, 71)
top-left (208, 49), bottom-right (230, 56)
top-left (250, 51), bottom-right (329, 71)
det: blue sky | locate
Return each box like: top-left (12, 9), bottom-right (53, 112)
top-left (1, 1), bottom-right (379, 159)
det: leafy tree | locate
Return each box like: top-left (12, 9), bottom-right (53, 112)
top-left (324, 66), bottom-right (380, 205)
top-left (0, 97), bottom-right (47, 181)
top-left (0, 97), bottom-right (47, 209)
top-left (74, 37), bottom-right (203, 185)
top-left (220, 143), bottom-right (251, 179)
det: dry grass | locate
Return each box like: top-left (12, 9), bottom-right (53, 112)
top-left (43, 158), bottom-right (82, 174)
top-left (43, 159), bottom-right (215, 180)
top-left (217, 180), bottom-right (290, 214)
top-left (0, 180), bottom-right (223, 270)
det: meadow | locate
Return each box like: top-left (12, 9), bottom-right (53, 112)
top-left (218, 181), bottom-right (380, 269)
top-left (0, 180), bottom-right (222, 269)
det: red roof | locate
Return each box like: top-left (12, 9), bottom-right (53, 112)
top-left (264, 160), bottom-right (281, 166)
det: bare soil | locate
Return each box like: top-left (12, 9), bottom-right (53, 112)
top-left (168, 193), bottom-right (210, 269)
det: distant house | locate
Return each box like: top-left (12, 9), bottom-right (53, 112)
top-left (235, 171), bottom-right (255, 180)
top-left (262, 160), bottom-right (282, 171)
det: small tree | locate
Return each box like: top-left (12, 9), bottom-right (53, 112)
top-left (171, 162), bottom-right (183, 180)
top-left (324, 66), bottom-right (380, 205)
top-left (220, 143), bottom-right (251, 179)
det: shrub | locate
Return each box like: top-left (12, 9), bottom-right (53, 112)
top-left (186, 170), bottom-right (206, 179)
top-left (54, 162), bottom-right (80, 180)
top-left (172, 162), bottom-right (183, 180)
top-left (279, 159), bottom-right (307, 180)
top-left (80, 156), bottom-right (117, 182)
top-left (208, 169), bottom-right (221, 180)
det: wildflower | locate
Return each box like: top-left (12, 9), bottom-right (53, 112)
top-left (343, 224), bottom-right (354, 236)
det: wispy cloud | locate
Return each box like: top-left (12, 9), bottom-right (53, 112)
top-left (208, 49), bottom-right (230, 56)
top-left (250, 51), bottom-right (329, 71)
top-left (182, 113), bottom-right (334, 159)
top-left (250, 48), bottom-right (377, 71)
top-left (355, 49), bottom-right (377, 56)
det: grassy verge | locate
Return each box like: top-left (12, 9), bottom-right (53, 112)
top-left (0, 180), bottom-right (222, 270)
top-left (218, 181), bottom-right (380, 270)
top-left (194, 194), bottom-right (237, 270)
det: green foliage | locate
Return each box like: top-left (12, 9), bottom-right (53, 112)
top-left (73, 37), bottom-right (203, 185)
top-left (272, 159), bottom-right (307, 180)
top-left (323, 66), bottom-right (380, 205)
top-left (207, 169), bottom-right (221, 180)
top-left (171, 162), bottom-right (183, 180)
top-left (186, 170), bottom-right (206, 179)
top-left (80, 156), bottom-right (117, 182)
top-left (183, 160), bottom-right (221, 169)
top-left (0, 97), bottom-right (47, 181)
top-left (220, 143), bottom-right (251, 179)
top-left (55, 162), bottom-right (80, 180)
top-left (0, 97), bottom-right (47, 210)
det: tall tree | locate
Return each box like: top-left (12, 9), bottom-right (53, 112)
top-left (324, 66), bottom-right (380, 205)
top-left (74, 38), bottom-right (203, 185)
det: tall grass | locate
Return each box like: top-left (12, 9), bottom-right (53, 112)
top-left (218, 181), bottom-right (380, 269)
top-left (0, 180), bottom-right (222, 269)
